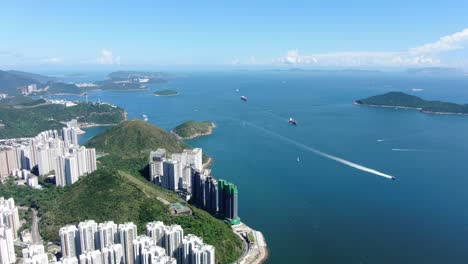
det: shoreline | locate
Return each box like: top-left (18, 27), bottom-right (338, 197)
top-left (232, 223), bottom-right (268, 264)
top-left (353, 101), bottom-right (468, 116)
top-left (172, 122), bottom-right (216, 140)
top-left (79, 123), bottom-right (117, 129)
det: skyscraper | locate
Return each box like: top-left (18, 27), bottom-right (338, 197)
top-left (22, 244), bottom-right (48, 264)
top-left (162, 161), bottom-right (180, 191)
top-left (0, 227), bottom-right (15, 264)
top-left (77, 220), bottom-right (98, 254)
top-left (78, 250), bottom-right (102, 264)
top-left (149, 149), bottom-right (166, 184)
top-left (146, 222), bottom-right (166, 247)
top-left (163, 225), bottom-right (183, 261)
top-left (98, 221), bottom-right (118, 250)
top-left (118, 223), bottom-right (137, 264)
top-left (60, 225), bottom-right (78, 258)
top-left (101, 244), bottom-right (123, 264)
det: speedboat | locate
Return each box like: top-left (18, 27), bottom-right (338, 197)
top-left (240, 96), bottom-right (248, 101)
top-left (288, 118), bottom-right (297, 125)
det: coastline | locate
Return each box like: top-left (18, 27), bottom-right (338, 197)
top-left (353, 101), bottom-right (468, 116)
top-left (172, 122), bottom-right (216, 140)
top-left (232, 223), bottom-right (268, 264)
top-left (79, 123), bottom-right (117, 129)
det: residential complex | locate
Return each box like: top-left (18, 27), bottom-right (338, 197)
top-left (56, 220), bottom-right (214, 264)
top-left (0, 197), bottom-right (20, 264)
top-left (0, 126), bottom-right (97, 187)
top-left (148, 148), bottom-right (240, 225)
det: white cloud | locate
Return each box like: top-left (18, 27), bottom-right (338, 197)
top-left (42, 57), bottom-right (62, 63)
top-left (410, 28), bottom-right (468, 54)
top-left (97, 49), bottom-right (121, 65)
top-left (230, 28), bottom-right (468, 67)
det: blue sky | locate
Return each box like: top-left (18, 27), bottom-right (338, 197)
top-left (1, 0), bottom-right (468, 70)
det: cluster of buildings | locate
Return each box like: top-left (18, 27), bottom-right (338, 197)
top-left (58, 220), bottom-right (214, 264)
top-left (20, 84), bottom-right (40, 95)
top-left (0, 197), bottom-right (20, 264)
top-left (0, 125), bottom-right (97, 187)
top-left (148, 148), bottom-right (240, 225)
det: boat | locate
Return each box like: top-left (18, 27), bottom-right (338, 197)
top-left (142, 114), bottom-right (148, 122)
top-left (296, 156), bottom-right (300, 162)
top-left (288, 117), bottom-right (297, 125)
top-left (240, 96), bottom-right (248, 101)
top-left (391, 176), bottom-right (396, 181)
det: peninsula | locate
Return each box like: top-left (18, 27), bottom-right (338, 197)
top-left (0, 98), bottom-right (126, 139)
top-left (172, 121), bottom-right (216, 139)
top-left (354, 91), bottom-right (468, 115)
top-left (154, 89), bottom-right (178, 96)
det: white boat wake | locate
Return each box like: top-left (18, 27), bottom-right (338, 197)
top-left (391, 148), bottom-right (421, 152)
top-left (243, 121), bottom-right (395, 180)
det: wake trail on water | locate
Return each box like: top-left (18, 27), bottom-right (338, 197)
top-left (238, 120), bottom-right (395, 180)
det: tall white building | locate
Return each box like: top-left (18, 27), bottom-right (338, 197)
top-left (145, 222), bottom-right (166, 247)
top-left (59, 257), bottom-right (79, 264)
top-left (65, 155), bottom-right (79, 185)
top-left (98, 221), bottom-right (118, 250)
top-left (22, 244), bottom-right (49, 264)
top-left (77, 220), bottom-right (98, 254)
top-left (0, 197), bottom-right (20, 239)
top-left (181, 234), bottom-right (215, 264)
top-left (0, 227), bottom-right (15, 264)
top-left (183, 148), bottom-right (203, 171)
top-left (163, 225), bottom-right (183, 261)
top-left (60, 225), bottom-right (79, 258)
top-left (78, 250), bottom-right (102, 264)
top-left (101, 244), bottom-right (123, 264)
top-left (192, 245), bottom-right (215, 264)
top-left (149, 149), bottom-right (166, 184)
top-left (151, 256), bottom-right (176, 264)
top-left (118, 223), bottom-right (137, 264)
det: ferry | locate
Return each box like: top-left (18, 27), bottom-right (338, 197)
top-left (240, 96), bottom-right (248, 101)
top-left (288, 118), bottom-right (297, 125)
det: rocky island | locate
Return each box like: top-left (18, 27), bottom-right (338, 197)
top-left (172, 121), bottom-right (216, 139)
top-left (354, 91), bottom-right (468, 115)
top-left (154, 89), bottom-right (179, 96)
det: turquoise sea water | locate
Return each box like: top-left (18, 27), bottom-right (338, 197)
top-left (60, 71), bottom-right (468, 263)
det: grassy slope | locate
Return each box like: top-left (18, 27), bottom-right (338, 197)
top-left (173, 121), bottom-right (214, 138)
top-left (0, 102), bottom-right (126, 139)
top-left (357, 91), bottom-right (468, 113)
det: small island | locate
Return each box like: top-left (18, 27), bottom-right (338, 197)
top-left (154, 89), bottom-right (179, 96)
top-left (172, 121), bottom-right (216, 139)
top-left (354, 91), bottom-right (468, 115)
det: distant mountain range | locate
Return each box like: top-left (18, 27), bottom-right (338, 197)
top-left (0, 70), bottom-right (169, 96)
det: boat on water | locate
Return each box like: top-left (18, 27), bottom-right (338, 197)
top-left (142, 114), bottom-right (148, 122)
top-left (289, 117), bottom-right (297, 125)
top-left (240, 96), bottom-right (248, 101)
top-left (296, 156), bottom-right (300, 162)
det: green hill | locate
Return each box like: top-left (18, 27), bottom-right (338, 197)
top-left (87, 120), bottom-right (187, 159)
top-left (173, 121), bottom-right (215, 139)
top-left (0, 101), bottom-right (126, 139)
top-left (355, 91), bottom-right (468, 114)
